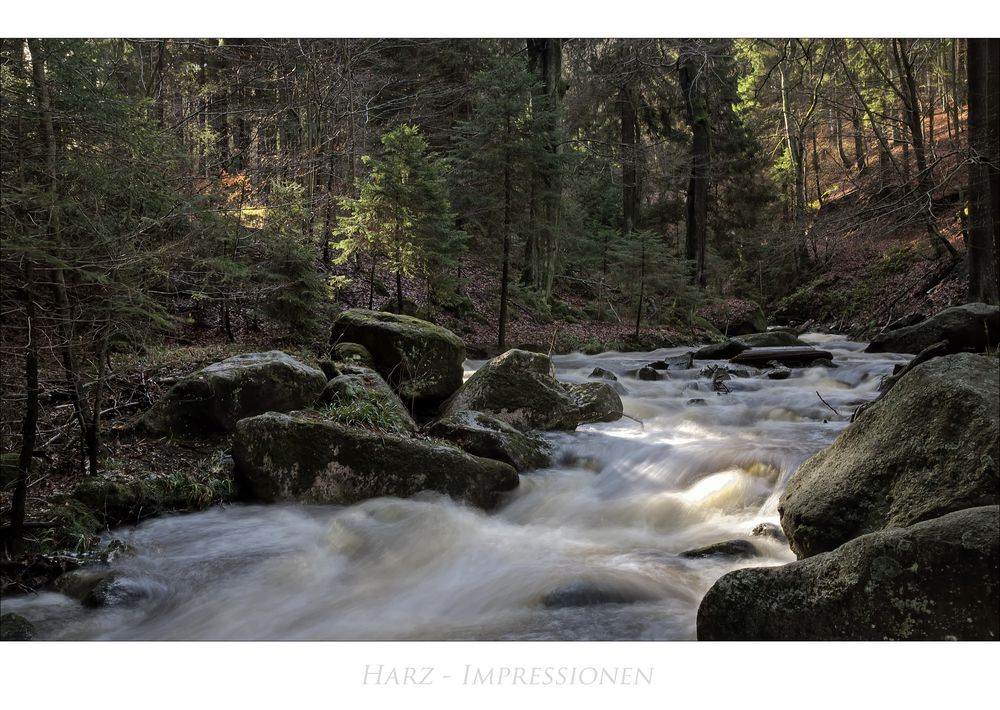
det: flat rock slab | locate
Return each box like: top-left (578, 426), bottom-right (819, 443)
top-left (681, 539), bottom-right (759, 560)
top-left (730, 346), bottom-right (832, 367)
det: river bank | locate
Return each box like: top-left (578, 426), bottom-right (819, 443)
top-left (3, 334), bottom-right (906, 640)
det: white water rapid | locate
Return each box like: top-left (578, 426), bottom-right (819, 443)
top-left (4, 334), bottom-right (909, 640)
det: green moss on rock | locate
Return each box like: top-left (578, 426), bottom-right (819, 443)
top-left (330, 309), bottom-right (466, 408)
top-left (440, 349), bottom-right (581, 431)
top-left (318, 370), bottom-right (417, 434)
top-left (233, 412), bottom-right (519, 509)
top-left (71, 470), bottom-right (234, 528)
top-left (423, 411), bottom-right (551, 472)
top-left (779, 353), bottom-right (1000, 558)
top-left (865, 302), bottom-right (1000, 354)
top-left (140, 351), bottom-right (327, 437)
top-left (697, 506), bottom-right (999, 640)
top-left (331, 342), bottom-right (376, 368)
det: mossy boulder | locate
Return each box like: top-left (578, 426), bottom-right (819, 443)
top-left (423, 411), bottom-right (551, 472)
top-left (565, 382), bottom-right (624, 423)
top-left (440, 349), bottom-right (579, 431)
top-left (72, 472), bottom-right (235, 528)
top-left (331, 342), bottom-right (375, 369)
top-left (779, 353), bottom-right (1000, 559)
top-left (319, 370), bottom-right (417, 434)
top-left (330, 309), bottom-right (466, 408)
top-left (441, 350), bottom-right (625, 431)
top-left (866, 302), bottom-right (1000, 354)
top-left (233, 412), bottom-right (519, 509)
top-left (140, 351), bottom-right (327, 437)
top-left (0, 613), bottom-right (34, 641)
top-left (697, 506), bottom-right (1000, 640)
top-left (738, 331), bottom-right (809, 348)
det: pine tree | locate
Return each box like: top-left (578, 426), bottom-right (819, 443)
top-left (451, 53), bottom-right (538, 347)
top-left (336, 124), bottom-right (464, 313)
top-left (260, 180), bottom-right (327, 341)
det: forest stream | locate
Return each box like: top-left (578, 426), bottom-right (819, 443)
top-left (4, 334), bottom-right (909, 640)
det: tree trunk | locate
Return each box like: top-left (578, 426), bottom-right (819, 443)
top-left (526, 38), bottom-right (563, 300)
top-left (679, 44), bottom-right (710, 287)
top-left (834, 108), bottom-right (851, 169)
top-left (778, 61), bottom-right (805, 220)
top-left (851, 105), bottom-right (866, 173)
top-left (967, 39), bottom-right (1000, 304)
top-left (634, 233), bottom-right (645, 339)
top-left (499, 115), bottom-right (512, 350)
top-left (811, 129), bottom-right (823, 206)
top-left (8, 262), bottom-right (39, 553)
top-left (618, 43), bottom-right (641, 238)
top-left (28, 39), bottom-right (99, 475)
top-left (893, 39), bottom-right (957, 258)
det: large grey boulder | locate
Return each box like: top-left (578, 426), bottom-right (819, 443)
top-left (565, 382), bottom-right (625, 423)
top-left (440, 349), bottom-right (578, 430)
top-left (440, 349), bottom-right (623, 431)
top-left (779, 353), bottom-right (999, 558)
top-left (697, 506), bottom-right (1000, 640)
top-left (140, 351), bottom-right (327, 436)
top-left (423, 411), bottom-right (551, 472)
top-left (233, 413), bottom-right (518, 509)
top-left (330, 309), bottom-right (466, 407)
top-left (865, 302), bottom-right (1000, 354)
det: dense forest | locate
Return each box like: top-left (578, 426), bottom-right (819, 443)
top-left (0, 38), bottom-right (997, 644)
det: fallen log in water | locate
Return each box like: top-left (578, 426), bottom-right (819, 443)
top-left (729, 346), bottom-right (833, 367)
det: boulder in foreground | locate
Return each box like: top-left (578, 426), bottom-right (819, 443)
top-left (140, 351), bottom-right (327, 436)
top-left (697, 506), bottom-right (999, 640)
top-left (233, 412), bottom-right (518, 509)
top-left (779, 353), bottom-right (999, 558)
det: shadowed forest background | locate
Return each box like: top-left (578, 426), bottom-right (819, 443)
top-left (1, 37), bottom-right (998, 551)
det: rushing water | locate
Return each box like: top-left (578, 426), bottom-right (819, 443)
top-left (5, 334), bottom-right (909, 640)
